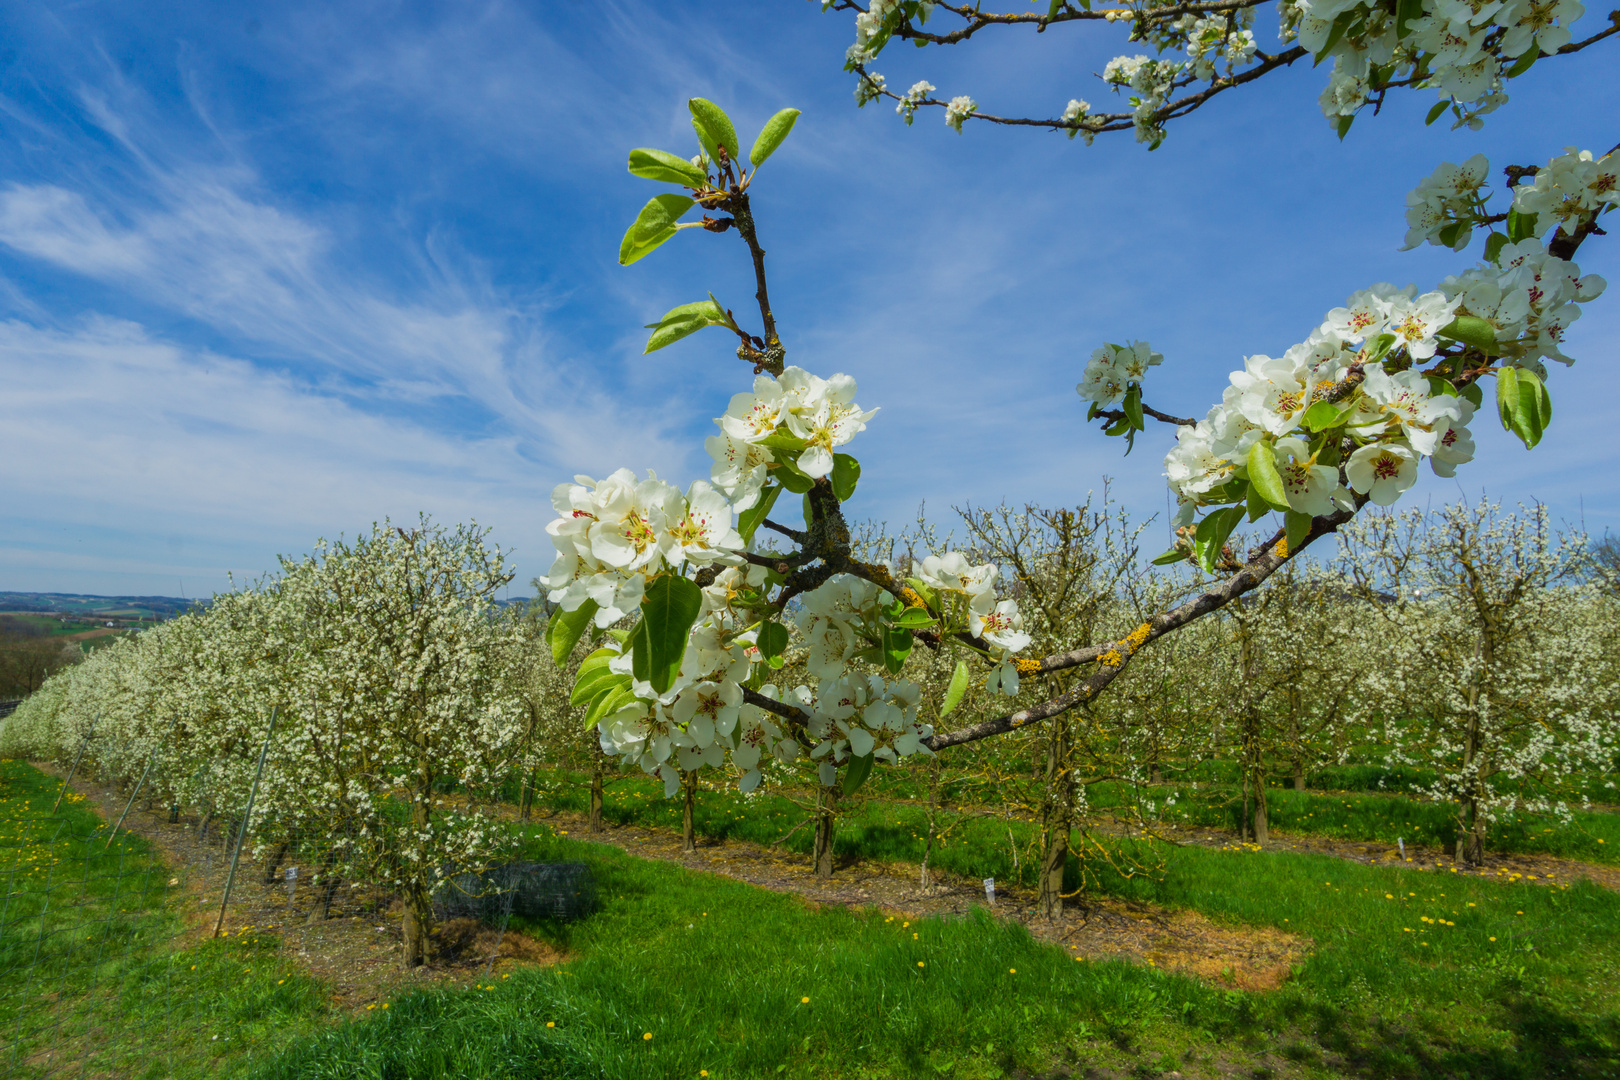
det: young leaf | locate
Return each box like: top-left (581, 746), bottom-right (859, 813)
top-left (736, 484), bottom-right (783, 544)
top-left (841, 753), bottom-right (875, 797)
top-left (643, 299), bottom-right (731, 354)
top-left (1460, 382), bottom-right (1484, 408)
top-left (546, 599), bottom-right (599, 665)
top-left (941, 659), bottom-right (970, 717)
top-left (1436, 316), bottom-right (1499, 355)
top-left (1193, 505), bottom-right (1245, 574)
top-left (890, 607), bottom-right (938, 630)
top-left (1335, 114), bottom-right (1355, 141)
top-left (1507, 208), bottom-right (1537, 243)
top-left (758, 620), bottom-right (790, 666)
top-left (1484, 232), bottom-right (1509, 265)
top-left (688, 98), bottom-right (740, 161)
top-left (1395, 0), bottom-right (1423, 37)
top-left (749, 108), bottom-right (801, 167)
top-left (904, 577), bottom-right (940, 614)
top-left (627, 148), bottom-right (708, 187)
top-left (619, 194), bottom-right (695, 266)
top-left (1246, 441), bottom-right (1290, 511)
top-left (882, 626), bottom-right (914, 675)
top-left (639, 575), bottom-right (704, 694)
top-left (1300, 400), bottom-right (1346, 432)
top-left (1505, 47), bottom-right (1538, 79)
top-left (584, 683), bottom-right (636, 730)
top-left (1122, 385), bottom-right (1144, 431)
top-left (1425, 100), bottom-right (1450, 126)
top-left (758, 430), bottom-right (812, 454)
top-left (1315, 9), bottom-right (1359, 64)
top-left (831, 453), bottom-right (861, 502)
top-left (1284, 510), bottom-right (1313, 554)
top-left (1150, 547), bottom-right (1186, 566)
top-left (1246, 480), bottom-right (1271, 524)
top-left (1497, 367), bottom-right (1551, 449)
top-left (773, 457), bottom-right (815, 493)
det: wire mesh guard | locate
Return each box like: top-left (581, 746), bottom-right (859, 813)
top-left (432, 861), bottom-right (597, 925)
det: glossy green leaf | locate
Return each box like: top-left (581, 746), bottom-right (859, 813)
top-left (1246, 440), bottom-right (1290, 511)
top-left (1122, 385), bottom-right (1144, 431)
top-left (619, 194), bottom-right (695, 266)
top-left (1300, 400), bottom-right (1345, 432)
top-left (736, 484), bottom-right (782, 544)
top-left (904, 577), bottom-right (940, 614)
top-left (1507, 208), bottom-right (1537, 244)
top-left (584, 683), bottom-right (636, 730)
top-left (1437, 315), bottom-right (1500, 355)
top-left (643, 299), bottom-right (731, 354)
top-left (749, 108), bottom-right (800, 167)
top-left (882, 625), bottom-right (914, 675)
top-left (1285, 510), bottom-right (1313, 554)
top-left (688, 98), bottom-right (740, 162)
top-left (941, 660), bottom-right (970, 717)
top-left (773, 458), bottom-right (814, 493)
top-left (1497, 367), bottom-right (1551, 449)
top-left (1193, 505), bottom-right (1246, 574)
top-left (639, 574), bottom-right (704, 695)
top-left (841, 753), bottom-right (875, 797)
top-left (890, 607), bottom-right (937, 630)
top-left (546, 600), bottom-right (598, 665)
top-left (569, 649), bottom-right (622, 705)
top-left (1246, 480), bottom-right (1272, 523)
top-left (831, 453), bottom-right (861, 502)
top-left (1150, 547), bottom-right (1186, 566)
top-left (758, 620), bottom-right (789, 670)
top-left (628, 148), bottom-right (708, 187)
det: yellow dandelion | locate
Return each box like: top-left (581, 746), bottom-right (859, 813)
top-left (1009, 968), bottom-right (1016, 974)
top-left (547, 1022), bottom-right (556, 1028)
top-left (801, 996), bottom-right (810, 1004)
top-left (644, 1032), bottom-right (653, 1041)
top-left (917, 961), bottom-right (925, 968)
top-left (1489, 937), bottom-right (1497, 942)
top-left (382, 1003), bottom-right (389, 1009)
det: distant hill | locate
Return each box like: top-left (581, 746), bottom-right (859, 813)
top-left (0, 592), bottom-right (202, 620)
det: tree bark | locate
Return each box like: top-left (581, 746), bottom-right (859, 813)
top-left (261, 841), bottom-right (289, 886)
top-left (682, 771), bottom-right (698, 853)
top-left (1038, 717), bottom-right (1073, 920)
top-left (401, 884), bottom-right (432, 969)
top-left (518, 768), bottom-right (534, 822)
top-left (306, 848), bottom-right (341, 924)
top-left (813, 785), bottom-right (839, 879)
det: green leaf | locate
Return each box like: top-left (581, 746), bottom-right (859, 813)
top-left (1484, 232), bottom-right (1509, 265)
top-left (1424, 374), bottom-right (1458, 397)
top-left (546, 600), bottom-right (598, 665)
top-left (1436, 220), bottom-right (1465, 249)
top-left (1364, 333), bottom-right (1399, 365)
top-left (643, 299), bottom-right (731, 354)
top-left (773, 458), bottom-right (814, 493)
top-left (1246, 441), bottom-right (1290, 512)
top-left (758, 621), bottom-right (790, 670)
top-left (736, 484), bottom-right (783, 544)
top-left (1497, 367), bottom-right (1550, 449)
top-left (1246, 480), bottom-right (1272, 523)
top-left (882, 625), bottom-right (914, 675)
top-left (831, 453), bottom-right (861, 502)
top-left (841, 753), bottom-right (874, 797)
top-left (638, 575), bottom-right (704, 695)
top-left (1201, 477), bottom-right (1249, 505)
top-left (1396, 0), bottom-right (1423, 37)
top-left (1150, 547), bottom-right (1186, 566)
top-left (1335, 114), bottom-right (1355, 141)
top-left (904, 577), bottom-right (940, 614)
top-left (628, 619), bottom-right (651, 684)
top-left (802, 493), bottom-right (814, 528)
top-left (748, 108), bottom-right (801, 167)
top-left (584, 683), bottom-right (636, 730)
top-left (941, 660), bottom-right (970, 717)
top-left (1285, 510), bottom-right (1313, 554)
top-left (569, 650), bottom-right (622, 705)
top-left (1504, 46), bottom-right (1538, 79)
top-left (1047, 0), bottom-right (1064, 16)
top-left (1193, 506), bottom-right (1245, 574)
top-left (1460, 382), bottom-right (1484, 408)
top-left (890, 607), bottom-right (937, 629)
top-left (689, 98), bottom-right (740, 162)
top-left (1507, 208), bottom-right (1537, 243)
top-left (1300, 400), bottom-right (1345, 433)
top-left (619, 194), bottom-right (695, 266)
top-left (1425, 100), bottom-right (1450, 126)
top-left (758, 430), bottom-right (811, 454)
top-left (628, 148), bottom-right (708, 187)
top-left (1437, 316), bottom-right (1499, 355)
top-left (1122, 385), bottom-right (1144, 432)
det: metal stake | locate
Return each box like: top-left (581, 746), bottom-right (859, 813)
top-left (51, 714), bottom-right (99, 815)
top-left (213, 705), bottom-right (279, 939)
top-left (106, 745), bottom-right (159, 850)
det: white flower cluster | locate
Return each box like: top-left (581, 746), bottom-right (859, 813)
top-left (1403, 153), bottom-right (1491, 250)
top-left (1284, 0), bottom-right (1587, 129)
top-left (1178, 13), bottom-right (1259, 80)
top-left (1512, 146), bottom-right (1620, 239)
top-left (545, 470), bottom-right (744, 627)
top-left (1441, 239), bottom-right (1606, 369)
top-left (1075, 340), bottom-right (1163, 407)
top-left (1061, 98), bottom-right (1095, 144)
top-left (1165, 283), bottom-right (1470, 509)
top-left (1102, 55), bottom-right (1184, 145)
top-left (705, 365), bottom-right (877, 511)
top-left (944, 95), bottom-right (978, 132)
top-left (898, 80), bottom-right (935, 125)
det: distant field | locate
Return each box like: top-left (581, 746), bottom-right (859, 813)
top-left (0, 591), bottom-right (198, 620)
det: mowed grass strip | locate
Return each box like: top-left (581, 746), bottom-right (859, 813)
top-left (256, 822), bottom-right (1620, 1080)
top-left (0, 759), bottom-right (328, 1078)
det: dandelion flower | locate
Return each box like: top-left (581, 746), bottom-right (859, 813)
top-left (801, 996), bottom-right (810, 1003)
top-left (1489, 937), bottom-right (1497, 942)
top-left (1009, 968), bottom-right (1017, 974)
top-left (644, 1032), bottom-right (653, 1041)
top-left (917, 961), bottom-right (925, 968)
top-left (547, 1022), bottom-right (556, 1028)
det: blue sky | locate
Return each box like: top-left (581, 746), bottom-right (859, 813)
top-left (1, 1), bottom-right (1615, 599)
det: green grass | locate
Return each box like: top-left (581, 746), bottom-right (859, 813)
top-left (254, 820), bottom-right (1620, 1079)
top-left (0, 760), bottom-right (329, 1077)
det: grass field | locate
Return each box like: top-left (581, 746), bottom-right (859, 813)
top-left (4, 757), bottom-right (1618, 1079)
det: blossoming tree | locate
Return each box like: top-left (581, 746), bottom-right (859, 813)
top-left (543, 66), bottom-right (1613, 886)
